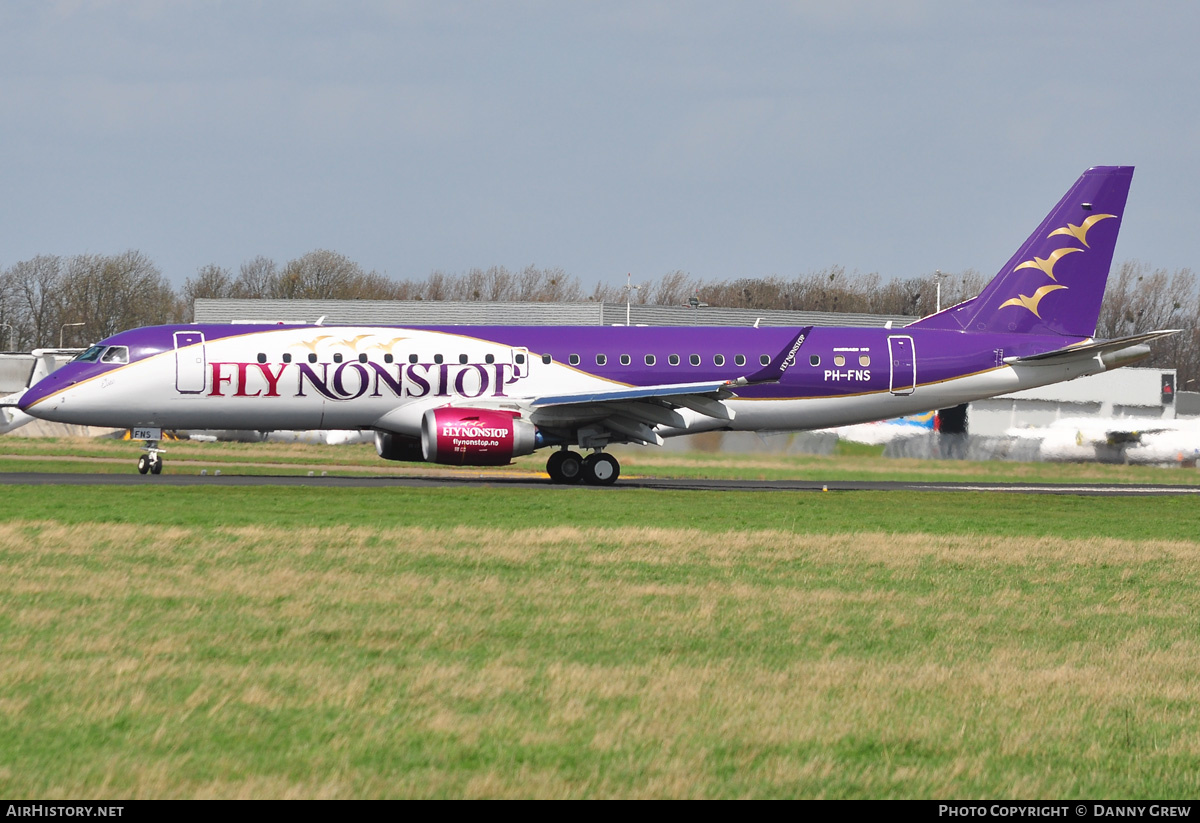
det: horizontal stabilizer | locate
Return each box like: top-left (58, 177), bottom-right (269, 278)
top-left (1004, 330), bottom-right (1179, 365)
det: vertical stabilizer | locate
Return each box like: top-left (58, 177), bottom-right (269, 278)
top-left (911, 166), bottom-right (1133, 337)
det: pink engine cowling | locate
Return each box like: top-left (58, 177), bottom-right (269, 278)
top-left (420, 408), bottom-right (538, 465)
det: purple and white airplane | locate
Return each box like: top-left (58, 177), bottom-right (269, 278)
top-left (16, 166), bottom-right (1176, 484)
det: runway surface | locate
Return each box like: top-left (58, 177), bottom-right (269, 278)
top-left (1, 470), bottom-right (1198, 496)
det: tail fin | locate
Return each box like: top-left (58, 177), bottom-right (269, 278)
top-left (911, 166), bottom-right (1133, 337)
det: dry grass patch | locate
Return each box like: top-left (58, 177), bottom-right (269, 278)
top-left (2, 519), bottom-right (1200, 797)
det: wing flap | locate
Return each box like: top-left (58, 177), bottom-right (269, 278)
top-left (530, 379), bottom-right (736, 409)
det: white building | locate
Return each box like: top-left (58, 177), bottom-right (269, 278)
top-left (968, 367), bottom-right (1177, 436)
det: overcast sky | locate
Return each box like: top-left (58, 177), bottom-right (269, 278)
top-left (1, 1), bottom-right (1196, 291)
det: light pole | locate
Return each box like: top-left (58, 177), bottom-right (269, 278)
top-left (933, 270), bottom-right (945, 314)
top-left (625, 273), bottom-right (639, 326)
top-left (60, 322), bottom-right (85, 348)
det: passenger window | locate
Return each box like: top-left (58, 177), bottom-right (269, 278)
top-left (689, 354), bottom-right (700, 366)
top-left (515, 353), bottom-right (526, 365)
top-left (542, 354), bottom-right (553, 364)
top-left (459, 354), bottom-right (468, 364)
top-left (760, 354), bottom-right (770, 366)
top-left (283, 353), bottom-right (292, 364)
top-left (333, 353), bottom-right (343, 363)
top-left (596, 354), bottom-right (607, 366)
top-left (645, 354), bottom-right (656, 366)
top-left (384, 354), bottom-right (393, 364)
top-left (860, 354), bottom-right (871, 367)
top-left (359, 353), bottom-right (368, 363)
top-left (810, 355), bottom-right (820, 366)
top-left (409, 353), bottom-right (419, 364)
top-left (620, 354), bottom-right (631, 366)
top-left (714, 354), bottom-right (725, 366)
top-left (734, 354), bottom-right (746, 367)
top-left (255, 352), bottom-right (266, 364)
top-left (485, 353), bottom-right (495, 364)
top-left (834, 355), bottom-right (845, 367)
top-left (308, 353), bottom-right (318, 364)
top-left (569, 354), bottom-right (580, 366)
top-left (433, 354), bottom-right (444, 364)
top-left (668, 354), bottom-right (680, 366)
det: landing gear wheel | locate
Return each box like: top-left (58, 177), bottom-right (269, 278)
top-left (546, 450), bottom-right (585, 484)
top-left (149, 454), bottom-right (163, 475)
top-left (137, 454), bottom-right (150, 474)
top-left (582, 452), bottom-right (620, 486)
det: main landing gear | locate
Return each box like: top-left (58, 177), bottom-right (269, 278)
top-left (545, 448), bottom-right (620, 486)
top-left (136, 441), bottom-right (164, 475)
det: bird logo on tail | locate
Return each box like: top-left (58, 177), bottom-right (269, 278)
top-left (1048, 213), bottom-right (1116, 247)
top-left (1013, 247), bottom-right (1082, 281)
top-left (999, 284), bottom-right (1068, 318)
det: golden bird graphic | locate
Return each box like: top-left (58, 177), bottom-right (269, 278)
top-left (293, 335), bottom-right (334, 353)
top-left (999, 284), bottom-right (1068, 318)
top-left (1013, 247), bottom-right (1083, 281)
top-left (367, 336), bottom-right (407, 352)
top-left (338, 334), bottom-right (375, 350)
top-left (1048, 213), bottom-right (1116, 247)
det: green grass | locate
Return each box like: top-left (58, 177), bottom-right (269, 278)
top-left (2, 438), bottom-right (1200, 798)
top-left (0, 484), bottom-right (1197, 540)
top-left (833, 440), bottom-right (886, 458)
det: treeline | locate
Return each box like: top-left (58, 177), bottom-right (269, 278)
top-left (1, 249), bottom-right (1196, 388)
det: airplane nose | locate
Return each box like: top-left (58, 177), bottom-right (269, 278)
top-left (17, 374), bottom-right (64, 413)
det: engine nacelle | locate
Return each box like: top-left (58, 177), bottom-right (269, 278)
top-left (420, 408), bottom-right (538, 465)
top-left (374, 431), bottom-right (426, 462)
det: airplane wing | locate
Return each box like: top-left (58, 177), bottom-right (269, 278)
top-left (0, 348), bottom-right (81, 432)
top-left (517, 328), bottom-right (811, 446)
top-left (0, 391), bottom-right (34, 434)
top-left (370, 328), bottom-right (811, 446)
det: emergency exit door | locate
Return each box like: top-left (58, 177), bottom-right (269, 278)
top-left (174, 331), bottom-right (206, 394)
top-left (888, 335), bottom-right (915, 396)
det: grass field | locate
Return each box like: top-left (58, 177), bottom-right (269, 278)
top-left (1, 439), bottom-right (1199, 798)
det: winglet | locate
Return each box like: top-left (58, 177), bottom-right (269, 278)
top-left (739, 327), bottom-right (812, 385)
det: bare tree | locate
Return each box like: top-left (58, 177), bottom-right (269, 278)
top-left (184, 264), bottom-right (234, 305)
top-left (232, 256), bottom-right (279, 299)
top-left (272, 250), bottom-right (359, 299)
top-left (58, 250), bottom-right (183, 342)
top-left (648, 270), bottom-right (691, 306)
top-left (6, 255), bottom-right (64, 349)
top-left (1098, 261), bottom-right (1200, 388)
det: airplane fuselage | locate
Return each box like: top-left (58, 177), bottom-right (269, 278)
top-left (19, 322), bottom-right (1117, 436)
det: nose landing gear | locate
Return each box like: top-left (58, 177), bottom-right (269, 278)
top-left (137, 441), bottom-right (164, 475)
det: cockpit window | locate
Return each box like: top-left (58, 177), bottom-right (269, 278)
top-left (100, 346), bottom-right (129, 364)
top-left (74, 345), bottom-right (104, 363)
